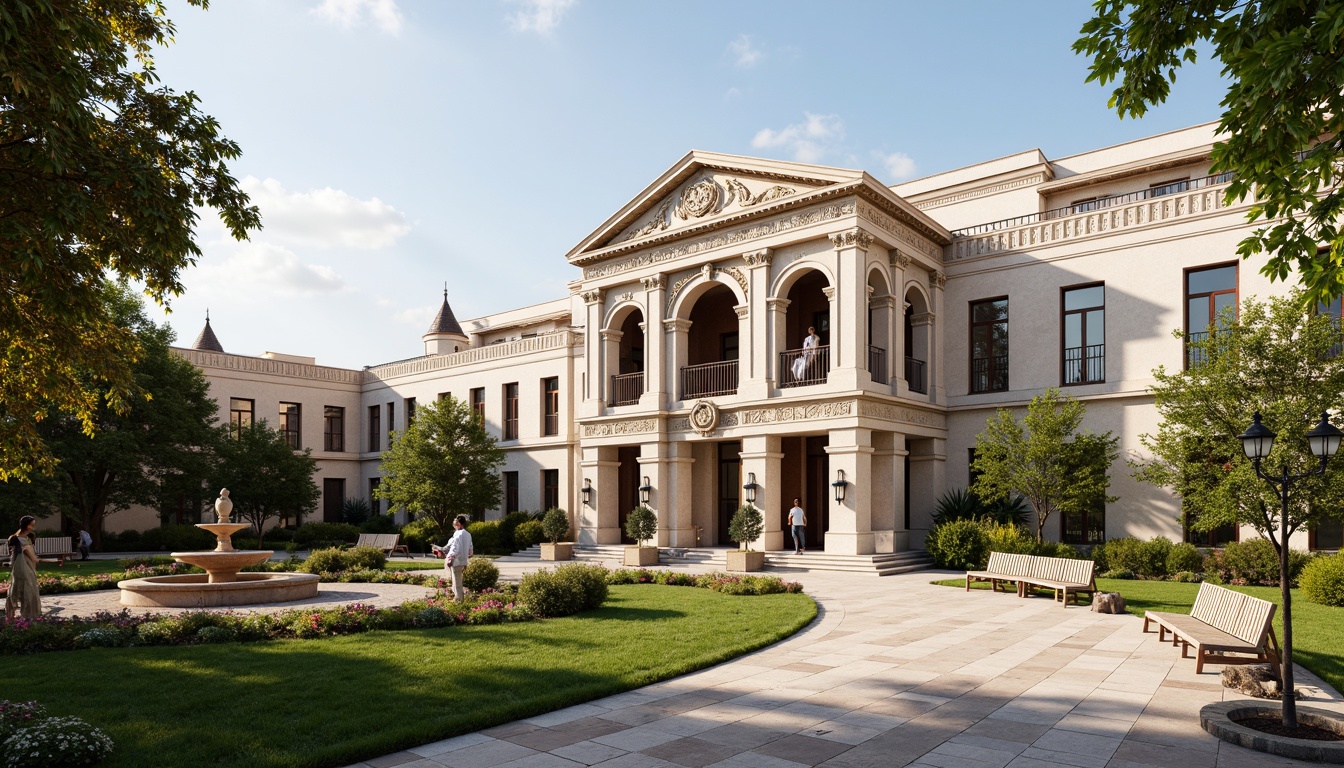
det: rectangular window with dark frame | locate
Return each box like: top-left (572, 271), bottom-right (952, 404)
top-left (542, 469), bottom-right (559, 512)
top-left (1312, 519), bottom-right (1343, 551)
top-left (470, 387), bottom-right (485, 427)
top-left (1062, 284), bottom-right (1105, 385)
top-left (721, 332), bottom-right (739, 361)
top-left (229, 398), bottom-right (254, 439)
top-left (279, 402), bottom-right (301, 449)
top-left (1186, 263), bottom-right (1238, 368)
top-left (323, 406), bottom-right (345, 452)
top-left (542, 377), bottom-right (560, 436)
top-left (368, 405), bottom-right (381, 452)
top-left (503, 471), bottom-right (519, 513)
top-left (404, 397), bottom-right (417, 428)
top-left (386, 402), bottom-right (395, 439)
top-left (438, 391), bottom-right (451, 402)
top-left (1149, 177), bottom-right (1191, 197)
top-left (970, 298), bottom-right (1009, 393)
top-left (503, 383), bottom-right (519, 440)
top-left (369, 477), bottom-right (381, 516)
top-left (1061, 501), bottom-right (1106, 545)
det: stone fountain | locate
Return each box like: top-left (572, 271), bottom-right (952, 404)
top-left (119, 489), bottom-right (319, 608)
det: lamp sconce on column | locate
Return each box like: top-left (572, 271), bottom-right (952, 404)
top-left (639, 476), bottom-right (652, 505)
top-left (743, 472), bottom-right (758, 505)
top-left (581, 478), bottom-right (593, 506)
top-left (832, 469), bottom-right (847, 504)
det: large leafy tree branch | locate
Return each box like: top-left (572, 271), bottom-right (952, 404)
top-left (0, 0), bottom-right (260, 481)
top-left (1075, 1), bottom-right (1344, 308)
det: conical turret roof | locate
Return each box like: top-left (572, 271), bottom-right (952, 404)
top-left (193, 312), bottom-right (224, 353)
top-left (427, 288), bottom-right (466, 337)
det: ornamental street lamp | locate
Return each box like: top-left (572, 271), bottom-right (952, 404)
top-left (1236, 410), bottom-right (1342, 727)
top-left (743, 472), bottom-right (758, 505)
top-left (581, 478), bottom-right (593, 507)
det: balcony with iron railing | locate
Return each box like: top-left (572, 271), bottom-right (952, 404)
top-left (609, 372), bottom-right (644, 407)
top-left (680, 360), bottom-right (738, 399)
top-left (971, 355), bottom-right (1009, 394)
top-left (905, 357), bottom-right (927, 394)
top-left (1063, 344), bottom-right (1105, 385)
top-left (867, 346), bottom-right (888, 385)
top-left (779, 345), bottom-right (829, 388)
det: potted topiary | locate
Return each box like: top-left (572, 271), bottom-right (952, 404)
top-left (727, 503), bottom-right (766, 571)
top-left (540, 507), bottom-right (573, 561)
top-left (623, 505), bottom-right (659, 566)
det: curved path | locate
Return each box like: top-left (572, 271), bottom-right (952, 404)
top-left (344, 566), bottom-right (1342, 768)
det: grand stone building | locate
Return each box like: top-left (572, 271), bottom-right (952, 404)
top-left (127, 121), bottom-right (1341, 554)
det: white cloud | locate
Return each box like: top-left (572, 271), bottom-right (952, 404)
top-left (507, 0), bottom-right (576, 34)
top-left (197, 242), bottom-right (348, 297)
top-left (311, 0), bottom-right (403, 35)
top-left (728, 34), bottom-right (763, 68)
top-left (751, 113), bottom-right (845, 164)
top-left (242, 177), bottom-right (411, 250)
top-left (394, 305), bottom-right (439, 327)
top-left (875, 150), bottom-right (917, 181)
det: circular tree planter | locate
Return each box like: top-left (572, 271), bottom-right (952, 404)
top-left (1201, 702), bottom-right (1344, 763)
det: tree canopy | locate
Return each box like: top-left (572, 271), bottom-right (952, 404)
top-left (375, 397), bottom-right (505, 539)
top-left (1074, 1), bottom-right (1344, 309)
top-left (970, 389), bottom-right (1119, 542)
top-left (0, 0), bottom-right (260, 482)
top-left (211, 420), bottom-right (319, 546)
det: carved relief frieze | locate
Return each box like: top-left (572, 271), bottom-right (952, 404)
top-left (720, 266), bottom-right (748, 299)
top-left (665, 270), bottom-right (703, 315)
top-left (739, 401), bottom-right (854, 425)
top-left (858, 401), bottom-right (945, 429)
top-left (830, 228), bottom-right (874, 251)
top-left (583, 202), bottom-right (857, 279)
top-left (623, 199), bottom-right (673, 242)
top-left (725, 178), bottom-right (796, 208)
top-left (856, 200), bottom-right (941, 260)
top-left (742, 248), bottom-right (774, 267)
top-left (583, 419), bottom-right (658, 437)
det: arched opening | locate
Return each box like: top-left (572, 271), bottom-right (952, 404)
top-left (608, 308), bottom-right (645, 406)
top-left (867, 269), bottom-right (893, 385)
top-left (780, 269), bottom-right (831, 387)
top-left (681, 283), bottom-right (740, 398)
top-left (904, 287), bottom-right (930, 394)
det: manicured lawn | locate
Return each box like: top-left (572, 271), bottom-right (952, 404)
top-left (0, 558), bottom-right (131, 581)
top-left (933, 577), bottom-right (1344, 694)
top-left (0, 584), bottom-right (816, 768)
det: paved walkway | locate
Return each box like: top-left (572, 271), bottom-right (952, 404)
top-left (341, 566), bottom-right (1342, 768)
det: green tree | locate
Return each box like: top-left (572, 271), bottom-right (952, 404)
top-left (0, 284), bottom-right (220, 546)
top-left (211, 421), bottom-right (319, 547)
top-left (1074, 1), bottom-right (1344, 310)
top-left (1133, 293), bottom-right (1344, 725)
top-left (0, 0), bottom-right (260, 482)
top-left (971, 389), bottom-right (1119, 542)
top-left (375, 398), bottom-right (504, 540)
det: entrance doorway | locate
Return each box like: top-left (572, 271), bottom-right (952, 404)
top-left (617, 446), bottom-right (640, 544)
top-left (805, 436), bottom-right (829, 550)
top-left (717, 442), bottom-right (741, 544)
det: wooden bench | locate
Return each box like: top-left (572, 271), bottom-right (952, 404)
top-left (1142, 582), bottom-right (1280, 673)
top-left (966, 552), bottom-right (1097, 605)
top-left (1, 537), bottom-right (75, 566)
top-left (354, 533), bottom-right (410, 557)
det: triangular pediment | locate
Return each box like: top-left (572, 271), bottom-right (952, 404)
top-left (567, 152), bottom-right (866, 264)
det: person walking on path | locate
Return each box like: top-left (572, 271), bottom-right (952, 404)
top-left (787, 499), bottom-right (807, 554)
top-left (433, 514), bottom-right (474, 601)
top-left (5, 516), bottom-right (42, 621)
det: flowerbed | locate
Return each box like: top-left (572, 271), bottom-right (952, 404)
top-left (1, 561), bottom-right (447, 598)
top-left (605, 569), bottom-right (804, 594)
top-left (0, 700), bottom-right (113, 768)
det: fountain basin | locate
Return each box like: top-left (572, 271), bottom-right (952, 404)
top-left (171, 549), bottom-right (273, 583)
top-left (119, 572), bottom-right (320, 608)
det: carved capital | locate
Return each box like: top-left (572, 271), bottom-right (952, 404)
top-left (830, 228), bottom-right (874, 251)
top-left (766, 297), bottom-right (792, 313)
top-left (742, 248), bottom-right (774, 268)
top-left (870, 296), bottom-right (897, 310)
top-left (733, 304), bottom-right (750, 319)
top-left (821, 286), bottom-right (836, 301)
top-left (927, 270), bottom-right (946, 290)
top-left (600, 329), bottom-right (624, 342)
top-left (890, 250), bottom-right (911, 270)
top-left (641, 275), bottom-right (666, 291)
top-left (664, 318), bottom-right (693, 334)
top-left (581, 289), bottom-right (604, 305)
top-left (911, 312), bottom-right (936, 327)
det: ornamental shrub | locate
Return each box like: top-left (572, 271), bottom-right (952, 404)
top-left (1103, 537), bottom-right (1174, 578)
top-left (360, 513), bottom-right (399, 533)
top-left (0, 702), bottom-right (45, 742)
top-left (513, 520), bottom-right (545, 549)
top-left (196, 625), bottom-right (237, 644)
top-left (983, 521), bottom-right (1034, 555)
top-left (1300, 552), bottom-right (1344, 607)
top-left (298, 548), bottom-right (346, 575)
top-left (541, 507), bottom-right (570, 543)
top-left (1088, 541), bottom-right (1108, 572)
top-left (625, 506), bottom-right (657, 546)
top-left (1100, 568), bottom-right (1135, 580)
top-left (467, 521), bottom-right (503, 554)
top-left (1, 716), bottom-right (114, 768)
top-left (498, 511), bottom-right (533, 552)
top-left (924, 518), bottom-right (989, 570)
top-left (728, 504), bottom-right (765, 549)
top-left (341, 496), bottom-right (372, 525)
top-left (400, 516), bottom-right (444, 552)
top-left (552, 563), bottom-right (609, 610)
top-left (299, 546), bottom-right (386, 574)
top-left (73, 627), bottom-right (124, 649)
top-left (1213, 537), bottom-right (1311, 586)
top-left (1166, 542), bottom-right (1205, 576)
top-left (115, 555), bottom-right (176, 569)
top-left (518, 569), bottom-right (582, 618)
top-left (343, 546), bottom-right (387, 571)
top-left (293, 522), bottom-right (360, 548)
top-left (462, 557), bottom-right (500, 592)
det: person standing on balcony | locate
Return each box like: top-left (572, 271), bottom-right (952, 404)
top-left (792, 326), bottom-right (821, 380)
top-left (787, 499), bottom-right (807, 554)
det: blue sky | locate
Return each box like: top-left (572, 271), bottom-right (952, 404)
top-left (150, 0), bottom-right (1227, 369)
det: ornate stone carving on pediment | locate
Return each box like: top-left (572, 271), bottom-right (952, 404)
top-left (641, 275), bottom-right (666, 291)
top-left (676, 180), bottom-right (721, 219)
top-left (725, 178), bottom-right (796, 208)
top-left (830, 228), bottom-right (874, 251)
top-left (624, 200), bottom-right (672, 242)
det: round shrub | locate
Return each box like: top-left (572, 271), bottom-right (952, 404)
top-left (1103, 537), bottom-right (1173, 578)
top-left (414, 606), bottom-right (452, 628)
top-left (462, 557), bottom-right (500, 592)
top-left (400, 517), bottom-right (444, 552)
top-left (518, 569), bottom-right (583, 617)
top-left (553, 563), bottom-right (609, 610)
top-left (513, 520), bottom-right (545, 549)
top-left (1, 716), bottom-right (114, 768)
top-left (467, 521), bottom-right (503, 554)
top-left (293, 522), bottom-right (360, 548)
top-left (0, 702), bottom-right (45, 743)
top-left (1300, 552), bottom-right (1344, 607)
top-left (196, 625), bottom-right (237, 644)
top-left (1100, 568), bottom-right (1135, 580)
top-left (541, 507), bottom-right (570, 543)
top-left (343, 546), bottom-right (387, 571)
top-left (728, 504), bottom-right (765, 547)
top-left (924, 518), bottom-right (989, 570)
top-left (1166, 542), bottom-right (1204, 575)
top-left (74, 627), bottom-right (123, 649)
top-left (1213, 537), bottom-right (1311, 586)
top-left (498, 511), bottom-right (533, 552)
top-left (299, 547), bottom-right (348, 574)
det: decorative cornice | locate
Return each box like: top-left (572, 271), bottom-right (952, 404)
top-left (912, 172), bottom-right (1047, 211)
top-left (742, 248), bottom-right (774, 267)
top-left (910, 312), bottom-right (936, 327)
top-left (855, 200), bottom-right (943, 260)
top-left (582, 418), bottom-right (658, 437)
top-left (733, 304), bottom-right (750, 319)
top-left (927, 270), bottom-right (946, 290)
top-left (599, 329), bottom-right (623, 341)
top-left (641, 275), bottom-right (666, 291)
top-left (830, 228), bottom-right (874, 251)
top-left (766, 297), bottom-right (792, 312)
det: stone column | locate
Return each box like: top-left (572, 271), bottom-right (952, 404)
top-left (892, 434), bottom-right (910, 551)
top-left (824, 427), bottom-right (875, 555)
top-left (871, 432), bottom-right (896, 554)
top-left (664, 318), bottom-right (691, 402)
top-left (890, 251), bottom-right (911, 395)
top-left (907, 437), bottom-right (946, 549)
top-left (740, 249), bottom-right (773, 399)
top-left (651, 441), bottom-right (696, 547)
top-left (870, 295), bottom-right (897, 388)
top-left (579, 289), bottom-right (604, 419)
top-left (829, 228), bottom-right (873, 390)
top-left (739, 434), bottom-right (784, 551)
top-left (733, 303), bottom-right (754, 397)
top-left (599, 329), bottom-right (622, 408)
top-left (641, 276), bottom-right (667, 408)
top-left (928, 269), bottom-right (946, 403)
top-left (578, 444), bottom-right (621, 544)
top-left (766, 297), bottom-right (790, 391)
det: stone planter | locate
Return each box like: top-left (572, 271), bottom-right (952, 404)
top-left (727, 549), bottom-right (765, 572)
top-left (540, 542), bottom-right (573, 561)
top-left (1201, 701), bottom-right (1344, 763)
top-left (624, 546), bottom-right (659, 567)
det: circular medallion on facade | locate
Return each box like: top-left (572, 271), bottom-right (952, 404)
top-left (689, 400), bottom-right (719, 435)
top-left (678, 180), bottom-right (720, 219)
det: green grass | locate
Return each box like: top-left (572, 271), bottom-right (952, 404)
top-left (933, 577), bottom-right (1344, 694)
top-left (0, 558), bottom-right (133, 581)
top-left (0, 585), bottom-right (816, 768)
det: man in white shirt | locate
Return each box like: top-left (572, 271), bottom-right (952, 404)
top-left (77, 528), bottom-right (92, 560)
top-left (433, 514), bottom-right (474, 601)
top-left (788, 500), bottom-right (807, 554)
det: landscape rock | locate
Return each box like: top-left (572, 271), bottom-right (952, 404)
top-left (1221, 664), bottom-right (1300, 699)
top-left (1091, 591), bottom-right (1125, 614)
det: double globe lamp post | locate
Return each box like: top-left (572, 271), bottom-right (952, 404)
top-left (1236, 410), bottom-right (1343, 727)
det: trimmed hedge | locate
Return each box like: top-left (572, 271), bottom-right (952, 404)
top-left (1301, 552), bottom-right (1344, 607)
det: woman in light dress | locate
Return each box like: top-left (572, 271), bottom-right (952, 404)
top-left (5, 515), bottom-right (42, 621)
top-left (792, 326), bottom-right (821, 380)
